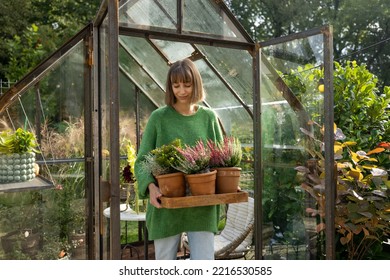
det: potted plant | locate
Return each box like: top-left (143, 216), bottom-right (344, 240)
top-left (207, 136), bottom-right (243, 193)
top-left (121, 140), bottom-right (141, 211)
top-left (174, 140), bottom-right (216, 196)
top-left (140, 139), bottom-right (186, 197)
top-left (0, 127), bottom-right (40, 183)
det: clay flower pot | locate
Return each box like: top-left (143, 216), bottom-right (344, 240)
top-left (214, 167), bottom-right (241, 193)
top-left (185, 169), bottom-right (217, 196)
top-left (156, 172), bottom-right (186, 197)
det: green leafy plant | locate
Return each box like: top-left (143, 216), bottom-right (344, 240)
top-left (140, 139), bottom-right (184, 177)
top-left (333, 61), bottom-right (390, 151)
top-left (282, 60), bottom-right (390, 153)
top-left (207, 136), bottom-right (243, 168)
top-left (0, 128), bottom-right (39, 154)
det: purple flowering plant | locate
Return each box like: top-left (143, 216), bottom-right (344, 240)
top-left (174, 140), bottom-right (211, 174)
top-left (207, 136), bottom-right (242, 168)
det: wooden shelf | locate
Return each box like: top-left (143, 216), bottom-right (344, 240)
top-left (160, 191), bottom-right (249, 209)
top-left (0, 175), bottom-right (54, 193)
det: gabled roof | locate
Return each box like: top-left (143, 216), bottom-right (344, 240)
top-left (118, 0), bottom-right (253, 44)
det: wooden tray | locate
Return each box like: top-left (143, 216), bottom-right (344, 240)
top-left (160, 191), bottom-right (249, 209)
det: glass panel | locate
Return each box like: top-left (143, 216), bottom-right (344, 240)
top-left (195, 59), bottom-right (241, 109)
top-left (119, 44), bottom-right (165, 107)
top-left (119, 0), bottom-right (176, 31)
top-left (192, 58), bottom-right (254, 195)
top-left (120, 36), bottom-right (168, 87)
top-left (183, 0), bottom-right (247, 42)
top-left (0, 41), bottom-right (87, 260)
top-left (260, 34), bottom-right (325, 260)
top-left (151, 39), bottom-right (195, 63)
top-left (99, 15), bottom-right (110, 260)
top-left (262, 34), bottom-right (324, 72)
top-left (197, 45), bottom-right (253, 106)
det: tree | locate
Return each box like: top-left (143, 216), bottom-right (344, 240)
top-left (0, 0), bottom-right (34, 80)
top-left (225, 0), bottom-right (390, 90)
top-left (0, 0), bottom-right (100, 81)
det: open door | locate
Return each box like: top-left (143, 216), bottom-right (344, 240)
top-left (254, 26), bottom-right (335, 260)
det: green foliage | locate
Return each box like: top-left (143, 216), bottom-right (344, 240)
top-left (0, 128), bottom-right (39, 154)
top-left (227, 0), bottom-right (390, 89)
top-left (152, 139), bottom-right (183, 172)
top-left (1, 0), bottom-right (101, 81)
top-left (141, 139), bottom-right (184, 176)
top-left (282, 61), bottom-right (389, 153)
top-left (333, 61), bottom-right (390, 151)
top-left (282, 59), bottom-right (390, 259)
top-left (4, 24), bottom-right (46, 81)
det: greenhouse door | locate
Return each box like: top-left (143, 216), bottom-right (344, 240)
top-left (254, 25), bottom-right (335, 260)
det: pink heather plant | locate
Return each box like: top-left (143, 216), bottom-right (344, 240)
top-left (207, 136), bottom-right (242, 168)
top-left (174, 140), bottom-right (211, 174)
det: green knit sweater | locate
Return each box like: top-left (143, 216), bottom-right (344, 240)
top-left (134, 105), bottom-right (223, 240)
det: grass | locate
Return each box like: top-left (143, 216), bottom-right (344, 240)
top-left (120, 221), bottom-right (142, 244)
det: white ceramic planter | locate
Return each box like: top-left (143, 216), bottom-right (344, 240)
top-left (0, 152), bottom-right (36, 183)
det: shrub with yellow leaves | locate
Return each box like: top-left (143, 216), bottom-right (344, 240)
top-left (295, 121), bottom-right (390, 259)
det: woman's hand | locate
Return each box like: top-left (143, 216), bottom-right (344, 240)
top-left (148, 183), bottom-right (162, 208)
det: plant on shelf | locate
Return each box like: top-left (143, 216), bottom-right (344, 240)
top-left (0, 128), bottom-right (39, 154)
top-left (0, 127), bottom-right (40, 183)
top-left (140, 139), bottom-right (186, 197)
top-left (207, 136), bottom-right (243, 193)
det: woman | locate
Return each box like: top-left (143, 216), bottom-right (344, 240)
top-left (134, 58), bottom-right (223, 260)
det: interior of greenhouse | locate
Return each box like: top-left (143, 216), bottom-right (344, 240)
top-left (0, 0), bottom-right (337, 260)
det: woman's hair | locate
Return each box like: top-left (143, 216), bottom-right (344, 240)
top-left (165, 58), bottom-right (205, 106)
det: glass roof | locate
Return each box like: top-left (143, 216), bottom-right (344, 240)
top-left (117, 0), bottom-right (254, 134)
top-left (119, 0), bottom-right (249, 42)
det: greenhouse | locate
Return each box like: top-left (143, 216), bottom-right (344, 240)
top-left (0, 0), bottom-right (337, 260)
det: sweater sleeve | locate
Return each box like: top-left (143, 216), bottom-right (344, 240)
top-left (134, 112), bottom-right (158, 199)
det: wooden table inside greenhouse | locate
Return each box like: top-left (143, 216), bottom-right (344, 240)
top-left (103, 204), bottom-right (149, 259)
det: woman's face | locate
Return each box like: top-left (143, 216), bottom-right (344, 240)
top-left (172, 81), bottom-right (193, 105)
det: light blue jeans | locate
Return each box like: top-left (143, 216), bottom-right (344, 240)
top-left (154, 231), bottom-right (214, 260)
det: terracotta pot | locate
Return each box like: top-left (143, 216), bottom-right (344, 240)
top-left (214, 167), bottom-right (241, 193)
top-left (185, 170), bottom-right (217, 196)
top-left (156, 172), bottom-right (186, 197)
